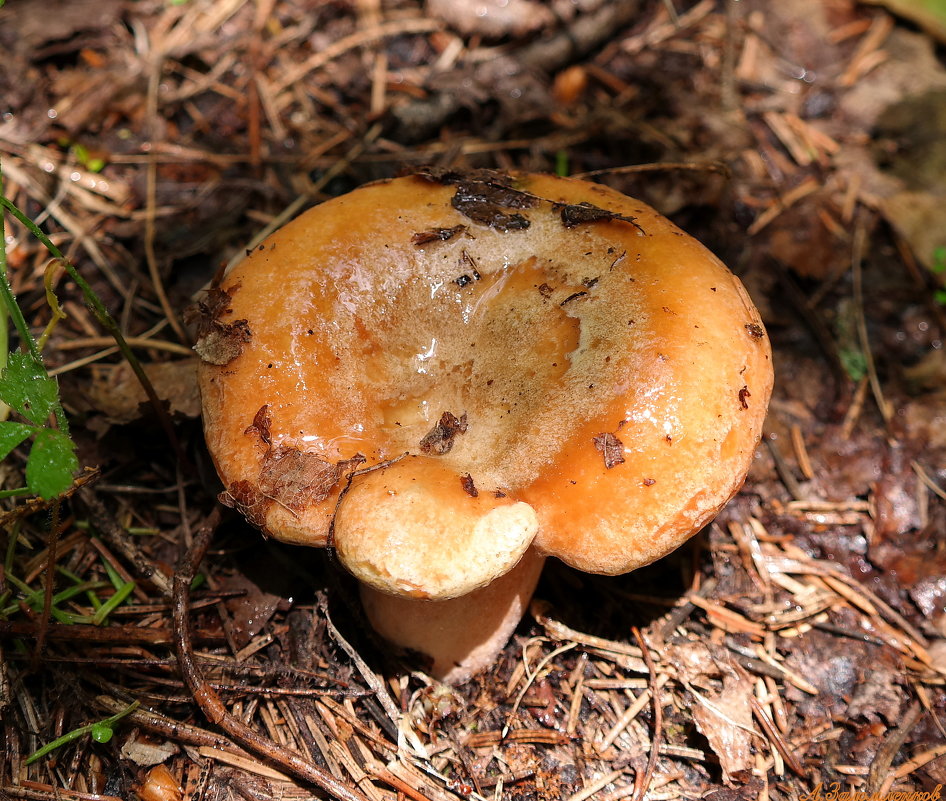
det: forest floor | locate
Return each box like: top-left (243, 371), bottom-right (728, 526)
top-left (0, 1), bottom-right (945, 800)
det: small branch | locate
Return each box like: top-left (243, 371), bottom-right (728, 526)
top-left (867, 701), bottom-right (923, 794)
top-left (76, 488), bottom-right (172, 597)
top-left (851, 217), bottom-right (892, 426)
top-left (0, 619), bottom-right (224, 646)
top-left (572, 161), bottom-right (731, 181)
top-left (631, 628), bottom-right (661, 801)
top-left (749, 695), bottom-right (807, 779)
top-left (33, 499), bottom-right (63, 666)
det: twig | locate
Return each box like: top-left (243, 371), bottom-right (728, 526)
top-left (0, 619), bottom-right (223, 645)
top-left (55, 335), bottom-right (193, 356)
top-left (631, 628), bottom-right (661, 801)
top-left (749, 696), bottom-right (807, 778)
top-left (851, 218), bottom-right (891, 425)
top-left (94, 695), bottom-right (236, 751)
top-left (172, 511), bottom-right (373, 801)
top-left (893, 742), bottom-right (946, 779)
top-left (319, 596), bottom-right (428, 759)
top-left (1, 784), bottom-right (123, 801)
top-left (502, 641), bottom-right (577, 739)
top-left (721, 0), bottom-right (738, 111)
top-left (369, 766), bottom-right (436, 801)
top-left (531, 601), bottom-right (647, 667)
top-left (658, 577), bottom-right (717, 641)
top-left (76, 488), bottom-right (172, 597)
top-left (867, 701), bottom-right (923, 794)
top-left (566, 769), bottom-right (625, 801)
top-left (273, 19), bottom-right (441, 93)
top-left (598, 675), bottom-right (669, 752)
top-left (34, 499), bottom-right (63, 665)
top-left (573, 161), bottom-right (730, 181)
top-left (144, 154), bottom-right (188, 345)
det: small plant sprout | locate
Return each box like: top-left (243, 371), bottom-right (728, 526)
top-left (25, 701), bottom-right (140, 765)
top-left (932, 245), bottom-right (946, 306)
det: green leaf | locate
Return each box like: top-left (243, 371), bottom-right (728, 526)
top-left (555, 150), bottom-right (570, 177)
top-left (0, 421), bottom-right (34, 461)
top-left (25, 428), bottom-right (78, 499)
top-left (92, 581), bottom-right (136, 625)
top-left (933, 246), bottom-right (946, 274)
top-left (839, 348), bottom-right (868, 382)
top-left (0, 352), bottom-right (60, 426)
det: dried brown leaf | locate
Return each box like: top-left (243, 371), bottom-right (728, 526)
top-left (420, 411), bottom-right (469, 455)
top-left (219, 480), bottom-right (270, 530)
top-left (451, 182), bottom-right (534, 231)
top-left (188, 286), bottom-right (237, 339)
top-left (245, 404), bottom-right (273, 445)
top-left (593, 432), bottom-right (625, 469)
top-left (221, 573), bottom-right (282, 648)
top-left (193, 319), bottom-right (251, 366)
top-left (689, 671), bottom-right (756, 784)
top-left (558, 201), bottom-right (642, 231)
top-left (189, 285), bottom-right (252, 366)
top-left (258, 448), bottom-right (349, 511)
top-left (411, 224), bottom-right (468, 246)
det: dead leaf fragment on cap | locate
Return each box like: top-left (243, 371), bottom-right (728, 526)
top-left (451, 181), bottom-right (535, 231)
top-left (193, 319), bottom-right (251, 366)
top-left (420, 411), bottom-right (469, 455)
top-left (259, 447), bottom-right (360, 511)
top-left (738, 386), bottom-right (751, 409)
top-left (460, 473), bottom-right (478, 497)
top-left (413, 166), bottom-right (516, 187)
top-left (415, 168), bottom-right (538, 232)
top-left (593, 432), bottom-right (625, 469)
top-left (245, 404), bottom-right (273, 445)
top-left (221, 405), bottom-right (366, 531)
top-left (412, 224), bottom-right (468, 246)
top-left (220, 480), bottom-right (270, 530)
top-left (189, 285), bottom-right (252, 366)
top-left (558, 201), bottom-right (642, 231)
top-left (745, 323), bottom-right (765, 339)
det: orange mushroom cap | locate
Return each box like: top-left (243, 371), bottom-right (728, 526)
top-left (197, 170), bottom-right (772, 675)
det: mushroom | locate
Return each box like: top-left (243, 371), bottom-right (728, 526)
top-left (197, 170), bottom-right (773, 683)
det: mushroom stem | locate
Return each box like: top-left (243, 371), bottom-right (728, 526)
top-left (358, 548), bottom-right (546, 684)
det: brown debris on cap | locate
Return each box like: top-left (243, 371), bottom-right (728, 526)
top-left (189, 285), bottom-right (253, 366)
top-left (593, 432), bottom-right (626, 469)
top-left (419, 411), bottom-right (468, 455)
top-left (558, 200), bottom-right (643, 231)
